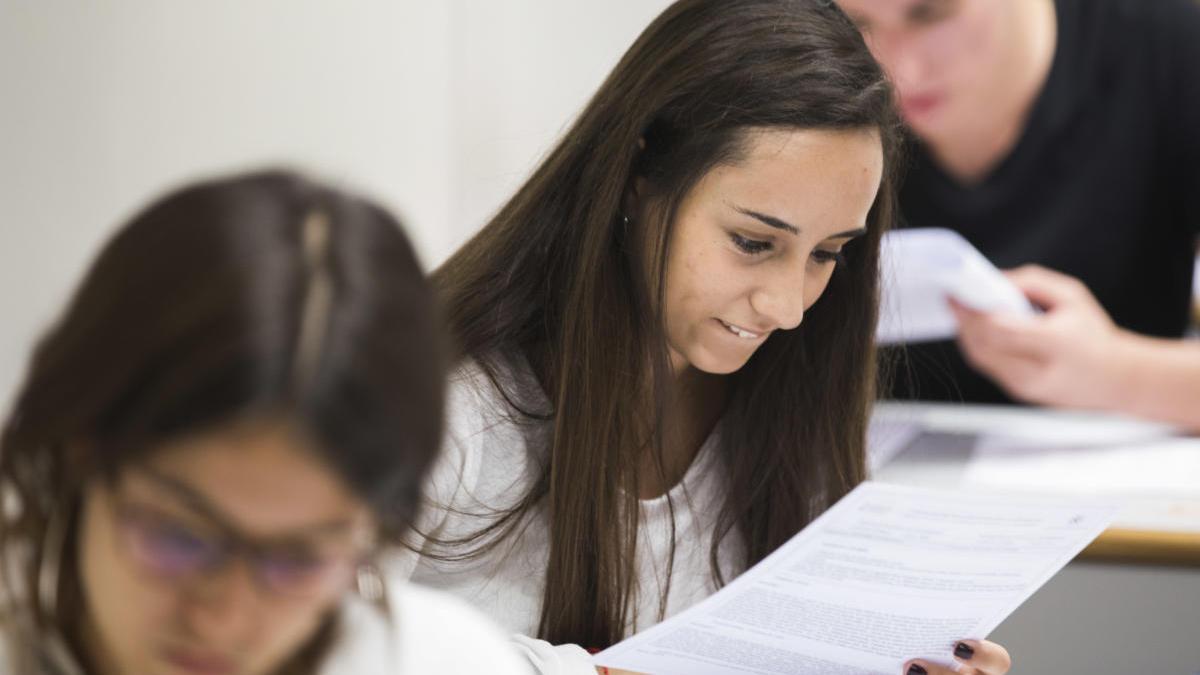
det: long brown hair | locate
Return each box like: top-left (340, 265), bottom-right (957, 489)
top-left (0, 170), bottom-right (446, 673)
top-left (433, 0), bottom-right (901, 649)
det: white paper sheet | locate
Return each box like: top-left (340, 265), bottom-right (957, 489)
top-left (870, 403), bottom-right (1197, 534)
top-left (594, 482), bottom-right (1114, 675)
top-left (878, 228), bottom-right (1035, 344)
top-left (961, 437), bottom-right (1200, 532)
top-left (871, 401), bottom-right (1180, 447)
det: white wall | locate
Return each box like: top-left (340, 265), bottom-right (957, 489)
top-left (0, 0), bottom-right (671, 412)
top-left (446, 0), bottom-right (671, 233)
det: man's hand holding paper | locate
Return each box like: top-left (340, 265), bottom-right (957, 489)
top-left (878, 228), bottom-right (1035, 345)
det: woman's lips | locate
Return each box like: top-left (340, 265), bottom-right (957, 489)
top-left (717, 318), bottom-right (766, 340)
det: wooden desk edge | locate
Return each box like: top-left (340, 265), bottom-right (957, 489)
top-left (1080, 527), bottom-right (1200, 566)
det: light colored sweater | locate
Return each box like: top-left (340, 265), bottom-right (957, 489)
top-left (327, 583), bottom-right (531, 674)
top-left (395, 356), bottom-right (742, 675)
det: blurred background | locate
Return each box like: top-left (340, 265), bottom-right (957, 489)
top-left (3, 5), bottom-right (1199, 674)
top-left (0, 0), bottom-right (673, 412)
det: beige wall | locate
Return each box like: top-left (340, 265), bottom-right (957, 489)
top-left (0, 0), bottom-right (670, 411)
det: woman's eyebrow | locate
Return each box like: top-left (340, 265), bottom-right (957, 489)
top-left (731, 203), bottom-right (800, 235)
top-left (730, 202), bottom-right (867, 241)
top-left (135, 466), bottom-right (232, 524)
top-left (133, 466), bottom-right (357, 538)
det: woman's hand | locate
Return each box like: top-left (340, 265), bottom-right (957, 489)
top-left (904, 639), bottom-right (1012, 675)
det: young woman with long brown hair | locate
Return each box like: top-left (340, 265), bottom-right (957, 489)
top-left (0, 171), bottom-right (528, 675)
top-left (402, 1), bottom-right (1012, 674)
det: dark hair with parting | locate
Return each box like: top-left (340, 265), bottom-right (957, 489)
top-left (433, 0), bottom-right (901, 650)
top-left (0, 170), bottom-right (446, 673)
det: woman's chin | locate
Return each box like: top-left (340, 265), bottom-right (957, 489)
top-left (686, 347), bottom-right (754, 375)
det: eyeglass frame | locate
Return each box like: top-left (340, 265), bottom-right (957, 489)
top-left (99, 465), bottom-right (380, 601)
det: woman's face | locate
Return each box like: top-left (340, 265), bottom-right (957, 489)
top-left (77, 421), bottom-right (375, 675)
top-left (659, 127), bottom-right (883, 374)
top-left (835, 0), bottom-right (1028, 143)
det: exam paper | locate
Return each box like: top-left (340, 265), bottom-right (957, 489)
top-left (594, 482), bottom-right (1114, 675)
top-left (878, 228), bottom-right (1035, 344)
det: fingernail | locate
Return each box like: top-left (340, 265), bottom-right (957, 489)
top-left (906, 665), bottom-right (928, 675)
top-left (954, 642), bottom-right (975, 660)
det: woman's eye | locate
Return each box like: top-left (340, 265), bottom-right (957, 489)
top-left (730, 233), bottom-right (773, 256)
top-left (127, 517), bottom-right (222, 574)
top-left (811, 249), bottom-right (846, 266)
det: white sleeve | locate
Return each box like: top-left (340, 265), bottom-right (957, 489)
top-left (510, 635), bottom-right (597, 675)
top-left (393, 361), bottom-right (598, 674)
top-left (385, 367), bottom-right (488, 581)
top-left (382, 584), bottom-right (537, 675)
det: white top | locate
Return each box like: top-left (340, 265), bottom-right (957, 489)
top-left (0, 582), bottom-right (529, 674)
top-left (327, 583), bottom-right (530, 674)
top-left (393, 355), bottom-right (742, 675)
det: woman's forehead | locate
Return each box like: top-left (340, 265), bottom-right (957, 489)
top-left (126, 421), bottom-right (371, 538)
top-left (695, 128), bottom-right (882, 235)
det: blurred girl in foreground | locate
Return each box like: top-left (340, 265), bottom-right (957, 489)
top-left (0, 171), bottom-right (527, 675)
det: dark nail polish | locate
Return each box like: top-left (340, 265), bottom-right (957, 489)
top-left (955, 642), bottom-right (975, 660)
top-left (906, 666), bottom-right (928, 675)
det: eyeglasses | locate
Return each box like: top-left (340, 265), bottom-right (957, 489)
top-left (109, 498), bottom-right (372, 600)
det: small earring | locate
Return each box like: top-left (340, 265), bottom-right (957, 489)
top-left (355, 563), bottom-right (386, 603)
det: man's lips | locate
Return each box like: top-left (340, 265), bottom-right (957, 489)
top-left (162, 647), bottom-right (237, 675)
top-left (900, 93), bottom-right (944, 119)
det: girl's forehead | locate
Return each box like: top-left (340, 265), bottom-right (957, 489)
top-left (691, 129), bottom-right (882, 225)
top-left (131, 421), bottom-right (371, 538)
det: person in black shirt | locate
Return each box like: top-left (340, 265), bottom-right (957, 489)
top-left (837, 0), bottom-right (1200, 423)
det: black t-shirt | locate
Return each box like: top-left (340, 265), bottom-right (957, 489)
top-left (891, 0), bottom-right (1200, 404)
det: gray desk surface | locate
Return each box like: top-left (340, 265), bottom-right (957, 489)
top-left (989, 562), bottom-right (1200, 674)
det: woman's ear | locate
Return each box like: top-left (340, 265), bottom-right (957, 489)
top-left (624, 137), bottom-right (648, 218)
